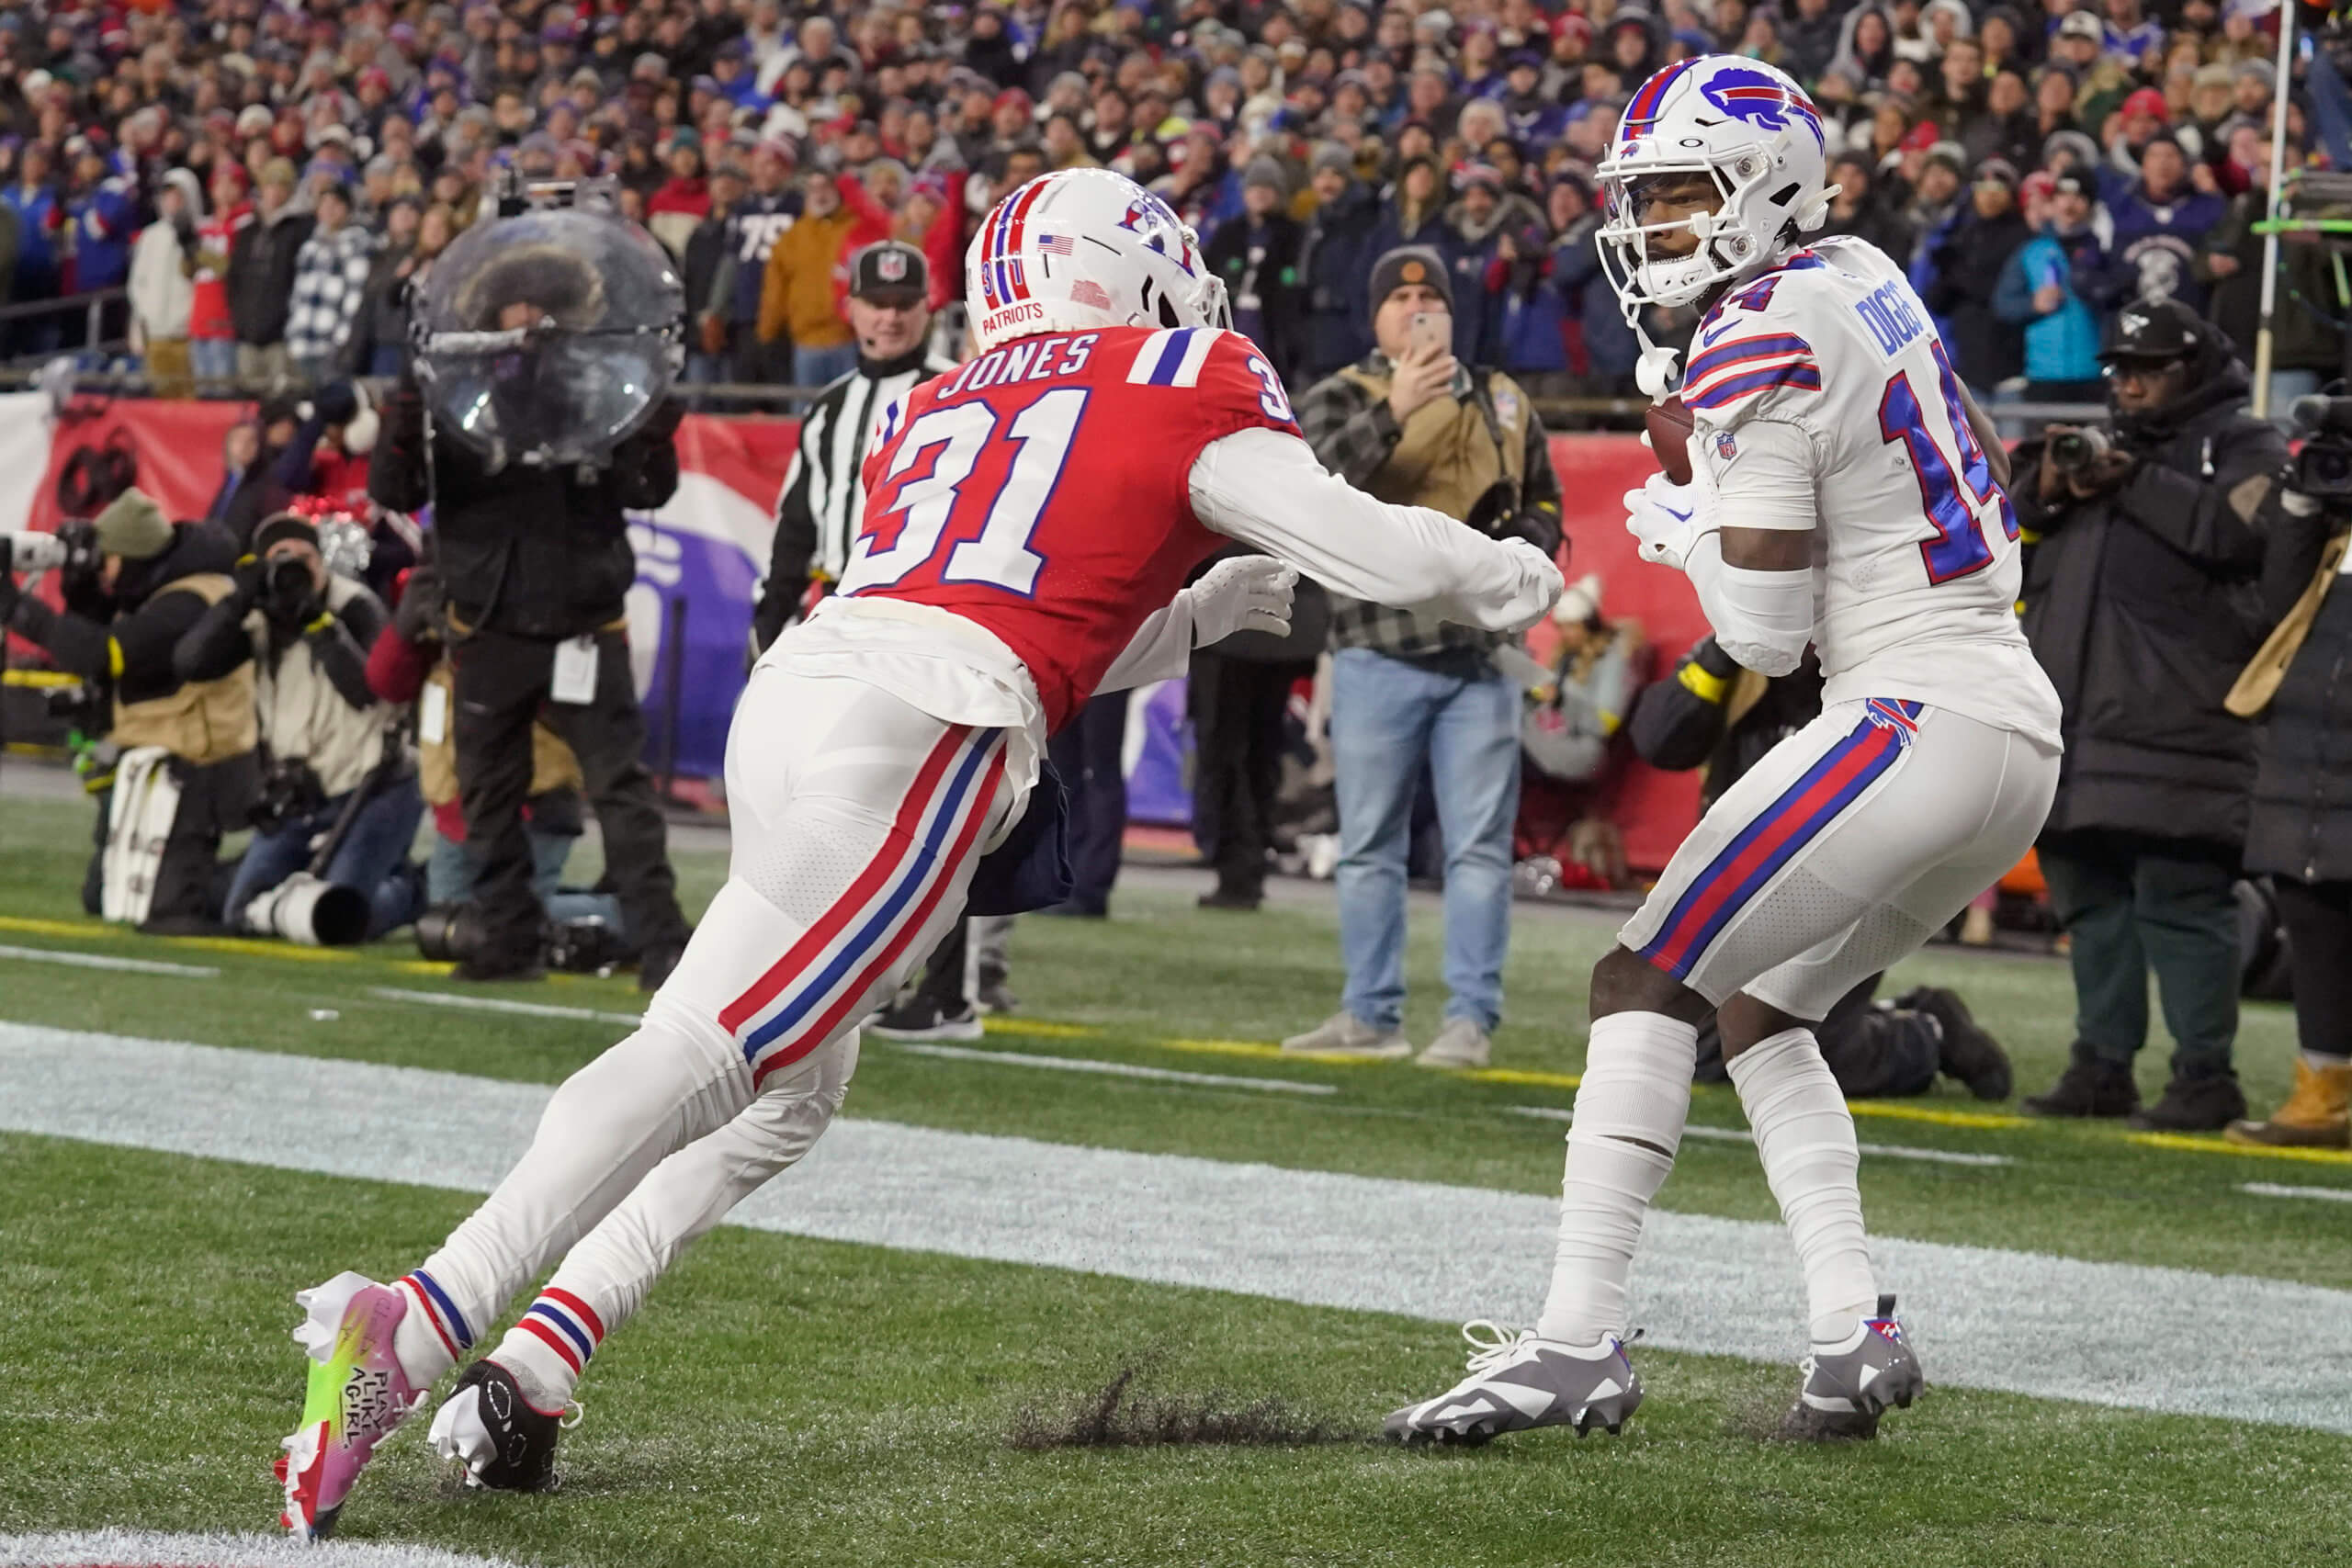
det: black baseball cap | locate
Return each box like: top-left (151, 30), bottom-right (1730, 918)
top-left (848, 240), bottom-right (928, 305)
top-left (2098, 298), bottom-right (2206, 365)
top-left (2051, 170), bottom-right (2095, 200)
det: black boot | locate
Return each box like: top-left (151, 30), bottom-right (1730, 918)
top-left (2021, 1055), bottom-right (2139, 1118)
top-left (2128, 1070), bottom-right (2248, 1133)
top-left (435, 1360), bottom-right (566, 1493)
top-left (1896, 987), bottom-right (2013, 1101)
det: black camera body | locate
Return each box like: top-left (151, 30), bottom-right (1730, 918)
top-left (249, 756), bottom-right (327, 835)
top-left (2048, 426), bottom-right (2113, 476)
top-left (264, 555), bottom-right (321, 623)
top-left (2290, 395), bottom-right (2352, 502)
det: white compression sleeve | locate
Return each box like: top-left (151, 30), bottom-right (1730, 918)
top-left (1684, 532), bottom-right (1813, 677)
top-left (1187, 426), bottom-right (1553, 633)
top-left (1724, 1027), bottom-right (1878, 1345)
top-left (1702, 417), bottom-right (1818, 535)
top-left (1096, 595), bottom-right (1195, 692)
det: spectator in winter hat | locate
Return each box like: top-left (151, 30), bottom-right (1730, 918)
top-left (130, 167), bottom-right (201, 397)
top-left (2104, 131), bottom-right (2224, 310)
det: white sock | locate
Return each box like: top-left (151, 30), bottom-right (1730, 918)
top-left (1725, 1027), bottom-right (1877, 1346)
top-left (1535, 1011), bottom-right (1698, 1346)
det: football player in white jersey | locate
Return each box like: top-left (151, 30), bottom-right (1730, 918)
top-left (1386, 56), bottom-right (2064, 1446)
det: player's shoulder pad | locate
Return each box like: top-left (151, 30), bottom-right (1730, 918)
top-left (1680, 257), bottom-right (1831, 428)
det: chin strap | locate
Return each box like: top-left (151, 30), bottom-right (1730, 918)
top-left (1634, 325), bottom-right (1680, 402)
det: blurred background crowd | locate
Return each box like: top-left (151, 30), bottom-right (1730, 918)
top-left (0, 0), bottom-right (2330, 413)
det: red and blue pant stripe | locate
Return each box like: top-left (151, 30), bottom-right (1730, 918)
top-left (1639, 703), bottom-right (1918, 981)
top-left (718, 724), bottom-right (1007, 1088)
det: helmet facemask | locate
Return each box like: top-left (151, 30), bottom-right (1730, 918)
top-left (1598, 148), bottom-right (1782, 322)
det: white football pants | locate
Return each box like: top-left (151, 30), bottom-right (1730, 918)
top-left (394, 666), bottom-right (1015, 1375)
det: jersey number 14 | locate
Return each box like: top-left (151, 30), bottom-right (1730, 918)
top-left (1878, 342), bottom-right (2020, 585)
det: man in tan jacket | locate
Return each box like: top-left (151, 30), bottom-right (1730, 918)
top-left (757, 169), bottom-right (861, 398)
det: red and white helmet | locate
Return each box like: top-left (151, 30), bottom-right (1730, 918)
top-left (965, 168), bottom-right (1231, 355)
top-left (1596, 56), bottom-right (1835, 321)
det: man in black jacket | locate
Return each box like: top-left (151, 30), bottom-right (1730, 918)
top-left (1626, 637), bottom-right (2014, 1100)
top-left (1922, 160), bottom-right (2030, 400)
top-left (1206, 158), bottom-right (1305, 386)
top-left (227, 159), bottom-right (314, 390)
top-left (1295, 146), bottom-right (1382, 383)
top-left (2015, 299), bottom-right (2285, 1129)
top-left (0, 492), bottom-right (256, 930)
top-left (369, 379), bottom-right (693, 987)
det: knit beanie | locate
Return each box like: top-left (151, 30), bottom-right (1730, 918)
top-left (1367, 244), bottom-right (1453, 312)
top-left (91, 489), bottom-right (173, 561)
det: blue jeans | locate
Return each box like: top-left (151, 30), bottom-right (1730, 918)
top-left (1329, 648), bottom-right (1521, 1032)
top-left (222, 773), bottom-right (425, 941)
top-left (190, 337), bottom-right (238, 388)
top-left (424, 828), bottom-right (627, 936)
top-left (792, 341), bottom-right (858, 405)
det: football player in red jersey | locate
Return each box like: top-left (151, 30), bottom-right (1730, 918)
top-left (275, 168), bottom-right (1561, 1537)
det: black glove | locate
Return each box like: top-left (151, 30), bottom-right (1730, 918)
top-left (1692, 637), bottom-right (1740, 682)
top-left (314, 379), bottom-right (360, 428)
top-left (643, 396), bottom-right (686, 439)
top-left (231, 553), bottom-right (268, 607)
top-left (0, 558), bottom-right (19, 621)
top-left (748, 579), bottom-right (805, 663)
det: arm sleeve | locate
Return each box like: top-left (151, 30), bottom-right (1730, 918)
top-left (3, 597), bottom-right (111, 677)
top-left (1683, 533), bottom-right (1813, 677)
top-left (1627, 642), bottom-right (1738, 771)
top-left (753, 441), bottom-right (819, 653)
top-left (2114, 422), bottom-right (2286, 570)
top-left (1991, 248), bottom-right (2036, 324)
top-left (1095, 595), bottom-right (1198, 692)
top-left (172, 591), bottom-right (256, 682)
top-left (1517, 402), bottom-right (1564, 552)
top-left (1188, 426), bottom-right (1550, 633)
top-left (308, 588), bottom-right (386, 709)
top-left (609, 417), bottom-right (683, 510)
top-left (365, 621), bottom-right (430, 705)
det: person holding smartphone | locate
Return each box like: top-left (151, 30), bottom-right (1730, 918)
top-left (1285, 244), bottom-right (1565, 1070)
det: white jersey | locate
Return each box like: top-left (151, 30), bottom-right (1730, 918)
top-left (1683, 235), bottom-right (2063, 749)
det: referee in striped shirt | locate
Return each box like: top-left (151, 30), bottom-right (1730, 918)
top-left (750, 240), bottom-right (956, 653)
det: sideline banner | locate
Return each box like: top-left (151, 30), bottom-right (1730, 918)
top-left (0, 397), bottom-right (1707, 869)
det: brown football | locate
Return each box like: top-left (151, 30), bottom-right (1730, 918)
top-left (1645, 395), bottom-right (1696, 485)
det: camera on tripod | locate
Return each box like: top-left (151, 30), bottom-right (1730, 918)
top-left (2290, 395), bottom-right (2352, 502)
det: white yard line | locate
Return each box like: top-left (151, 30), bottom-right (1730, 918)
top-left (362, 987), bottom-right (647, 1027)
top-left (0, 943), bottom-right (219, 978)
top-left (2242, 1181), bottom-right (2352, 1204)
top-left (3, 1021), bottom-right (2347, 1435)
top-left (888, 1041), bottom-right (1335, 1095)
top-left (1510, 1105), bottom-right (2014, 1167)
top-left (0, 1529), bottom-right (522, 1567)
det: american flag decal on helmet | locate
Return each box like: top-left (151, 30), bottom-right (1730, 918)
top-left (1037, 233), bottom-right (1075, 255)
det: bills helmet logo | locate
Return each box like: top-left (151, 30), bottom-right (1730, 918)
top-left (1702, 67), bottom-right (1825, 150)
top-left (1117, 194), bottom-right (1198, 276)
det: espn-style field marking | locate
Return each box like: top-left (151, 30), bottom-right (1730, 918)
top-left (2241, 1181), bottom-right (2352, 1203)
top-left (361, 987), bottom-right (649, 1028)
top-left (888, 1040), bottom-right (1336, 1095)
top-left (0, 942), bottom-right (220, 978)
top-left (1509, 1105), bottom-right (2015, 1167)
top-left (6, 1021), bottom-right (2347, 1435)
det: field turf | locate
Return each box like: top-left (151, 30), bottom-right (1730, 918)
top-left (1, 788), bottom-right (2347, 1567)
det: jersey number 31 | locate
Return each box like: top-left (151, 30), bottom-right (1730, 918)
top-left (1878, 343), bottom-right (2020, 585)
top-left (845, 388), bottom-right (1091, 596)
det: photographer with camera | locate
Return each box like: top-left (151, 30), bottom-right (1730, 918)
top-left (2220, 396), bottom-right (2352, 1149)
top-left (368, 262), bottom-right (694, 987)
top-left (1280, 245), bottom-right (1563, 1070)
top-left (173, 511), bottom-right (421, 942)
top-left (0, 491), bottom-right (255, 931)
top-left (2013, 299), bottom-right (2286, 1130)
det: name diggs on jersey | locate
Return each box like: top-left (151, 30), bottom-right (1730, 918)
top-left (935, 333), bottom-right (1102, 400)
top-left (1854, 279), bottom-right (1928, 361)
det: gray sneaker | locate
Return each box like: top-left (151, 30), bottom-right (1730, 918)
top-left (1280, 1012), bottom-right (1412, 1059)
top-left (1417, 1019), bottom-right (1491, 1069)
top-left (1385, 1322), bottom-right (1642, 1447)
top-left (1776, 1294), bottom-right (1924, 1440)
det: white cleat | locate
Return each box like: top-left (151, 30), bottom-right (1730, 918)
top-left (1385, 1321), bottom-right (1643, 1446)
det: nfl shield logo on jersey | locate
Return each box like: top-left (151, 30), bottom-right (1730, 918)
top-left (1714, 430), bottom-right (1738, 460)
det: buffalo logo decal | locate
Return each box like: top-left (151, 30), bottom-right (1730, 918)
top-left (1701, 67), bottom-right (1825, 151)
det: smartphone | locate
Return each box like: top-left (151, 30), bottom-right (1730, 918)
top-left (1408, 310), bottom-right (1450, 359)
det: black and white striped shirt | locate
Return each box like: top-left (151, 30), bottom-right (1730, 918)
top-left (761, 348), bottom-right (958, 621)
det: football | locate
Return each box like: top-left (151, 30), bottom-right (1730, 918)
top-left (1645, 395), bottom-right (1695, 484)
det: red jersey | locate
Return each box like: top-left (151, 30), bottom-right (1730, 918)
top-left (842, 324), bottom-right (1301, 728)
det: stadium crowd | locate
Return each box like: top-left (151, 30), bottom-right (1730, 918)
top-left (0, 0), bottom-right (2324, 409)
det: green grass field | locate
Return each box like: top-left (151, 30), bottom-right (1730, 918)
top-left (2, 788), bottom-right (2349, 1567)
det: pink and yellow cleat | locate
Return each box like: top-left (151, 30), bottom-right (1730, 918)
top-left (276, 1272), bottom-right (428, 1540)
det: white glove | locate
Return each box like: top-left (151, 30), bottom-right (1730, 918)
top-left (1188, 555), bottom-right (1299, 647)
top-left (1624, 470), bottom-right (1714, 571)
top-left (1487, 536), bottom-right (1566, 634)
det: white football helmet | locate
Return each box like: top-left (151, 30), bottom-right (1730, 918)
top-left (965, 168), bottom-right (1231, 355)
top-left (1595, 56), bottom-right (1835, 322)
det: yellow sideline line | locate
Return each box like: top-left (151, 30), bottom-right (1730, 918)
top-left (2130, 1133), bottom-right (2352, 1167)
top-left (1456, 1066), bottom-right (1584, 1090)
top-left (981, 1018), bottom-right (1102, 1039)
top-left (1848, 1101), bottom-right (2030, 1130)
top-left (0, 915), bottom-right (120, 939)
top-left (1161, 1037), bottom-right (1395, 1068)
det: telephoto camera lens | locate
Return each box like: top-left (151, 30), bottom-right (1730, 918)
top-left (414, 903), bottom-right (487, 964)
